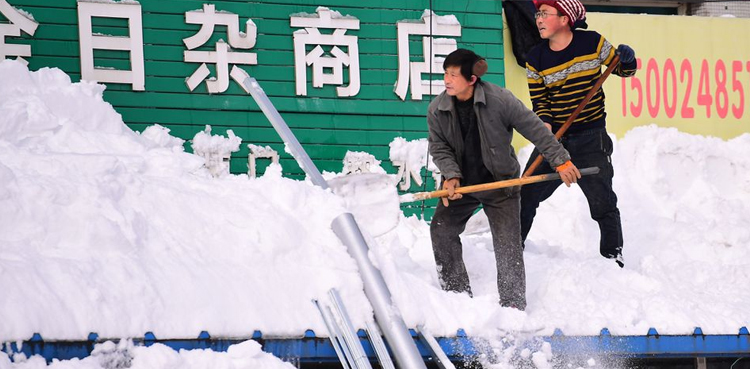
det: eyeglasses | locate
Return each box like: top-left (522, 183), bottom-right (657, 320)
top-left (535, 11), bottom-right (563, 19)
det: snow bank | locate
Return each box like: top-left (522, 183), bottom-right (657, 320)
top-left (1, 60), bottom-right (748, 353)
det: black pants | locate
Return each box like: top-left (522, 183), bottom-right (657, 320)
top-left (430, 187), bottom-right (526, 310)
top-left (520, 128), bottom-right (623, 259)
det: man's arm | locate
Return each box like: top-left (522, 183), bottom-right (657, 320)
top-left (601, 37), bottom-right (637, 78)
top-left (526, 63), bottom-right (553, 125)
top-left (503, 90), bottom-right (571, 168)
top-left (427, 109), bottom-right (462, 181)
top-left (427, 109), bottom-right (465, 205)
top-left (508, 96), bottom-right (580, 185)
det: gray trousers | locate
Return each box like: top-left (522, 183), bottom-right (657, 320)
top-left (430, 187), bottom-right (526, 310)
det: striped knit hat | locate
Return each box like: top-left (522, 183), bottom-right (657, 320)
top-left (535, 0), bottom-right (586, 28)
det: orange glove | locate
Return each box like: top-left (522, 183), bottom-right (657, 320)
top-left (556, 160), bottom-right (581, 187)
top-left (441, 177), bottom-right (462, 207)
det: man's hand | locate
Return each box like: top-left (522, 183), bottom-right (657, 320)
top-left (543, 122), bottom-right (552, 131)
top-left (616, 44), bottom-right (635, 64)
top-left (441, 177), bottom-right (462, 207)
top-left (555, 161), bottom-right (581, 187)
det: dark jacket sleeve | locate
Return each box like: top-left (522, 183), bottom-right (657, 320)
top-left (427, 105), bottom-right (462, 180)
top-left (501, 90), bottom-right (571, 168)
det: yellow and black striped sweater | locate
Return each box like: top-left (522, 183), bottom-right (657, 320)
top-left (526, 30), bottom-right (637, 134)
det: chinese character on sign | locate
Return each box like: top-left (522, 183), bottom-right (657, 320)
top-left (77, 1), bottom-right (145, 91)
top-left (342, 151), bottom-right (382, 175)
top-left (247, 144), bottom-right (279, 178)
top-left (290, 7), bottom-right (360, 97)
top-left (394, 10), bottom-right (461, 101)
top-left (192, 125), bottom-right (242, 178)
top-left (0, 0), bottom-right (38, 65)
top-left (389, 137), bottom-right (440, 191)
top-left (183, 4), bottom-right (257, 94)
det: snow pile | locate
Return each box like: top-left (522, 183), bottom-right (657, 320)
top-left (1, 59), bottom-right (749, 368)
top-left (341, 150), bottom-right (386, 175)
top-left (1, 340), bottom-right (294, 369)
top-left (0, 60), bottom-right (357, 342)
top-left (191, 125), bottom-right (242, 177)
top-left (518, 125), bottom-right (750, 335)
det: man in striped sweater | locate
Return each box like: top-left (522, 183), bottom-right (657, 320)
top-left (522, 0), bottom-right (637, 267)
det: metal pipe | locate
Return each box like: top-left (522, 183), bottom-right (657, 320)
top-left (366, 319), bottom-right (395, 369)
top-left (328, 304), bottom-right (359, 369)
top-left (237, 72), bottom-right (426, 369)
top-left (329, 289), bottom-right (373, 369)
top-left (233, 69), bottom-right (328, 189)
top-left (416, 325), bottom-right (455, 369)
top-left (331, 214), bottom-right (427, 369)
top-left (313, 299), bottom-right (352, 369)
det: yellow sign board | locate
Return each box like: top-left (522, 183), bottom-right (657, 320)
top-left (504, 12), bottom-right (750, 140)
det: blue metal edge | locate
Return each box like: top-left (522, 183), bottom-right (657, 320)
top-left (2, 327), bottom-right (748, 364)
top-left (545, 326), bottom-right (750, 359)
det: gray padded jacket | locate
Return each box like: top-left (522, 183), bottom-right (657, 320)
top-left (427, 81), bottom-right (571, 181)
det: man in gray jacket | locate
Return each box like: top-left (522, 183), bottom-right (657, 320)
top-left (428, 49), bottom-right (580, 310)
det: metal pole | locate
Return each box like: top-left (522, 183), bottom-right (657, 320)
top-left (313, 299), bottom-right (353, 369)
top-left (329, 289), bottom-right (373, 369)
top-left (367, 320), bottom-right (396, 369)
top-left (366, 319), bottom-right (396, 369)
top-left (232, 69), bottom-right (328, 189)
top-left (416, 325), bottom-right (456, 369)
top-left (236, 72), bottom-right (427, 369)
top-left (331, 214), bottom-right (426, 369)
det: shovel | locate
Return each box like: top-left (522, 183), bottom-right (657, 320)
top-left (400, 166), bottom-right (599, 203)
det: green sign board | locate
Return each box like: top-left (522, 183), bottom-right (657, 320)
top-left (2, 0), bottom-right (505, 218)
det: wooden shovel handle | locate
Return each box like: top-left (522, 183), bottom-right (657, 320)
top-left (522, 55), bottom-right (620, 178)
top-left (405, 167), bottom-right (599, 202)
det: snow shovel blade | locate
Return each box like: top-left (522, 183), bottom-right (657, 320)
top-left (400, 166), bottom-right (600, 203)
top-left (327, 173), bottom-right (401, 237)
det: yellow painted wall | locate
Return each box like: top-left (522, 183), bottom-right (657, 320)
top-left (504, 12), bottom-right (750, 147)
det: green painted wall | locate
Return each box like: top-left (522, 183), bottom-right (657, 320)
top-left (4, 0), bottom-right (505, 218)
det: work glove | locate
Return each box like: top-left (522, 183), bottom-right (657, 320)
top-left (556, 160), bottom-right (581, 187)
top-left (616, 44), bottom-right (635, 64)
top-left (440, 177), bottom-right (462, 207)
